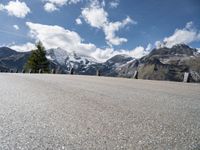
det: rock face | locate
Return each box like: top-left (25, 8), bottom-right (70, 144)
top-left (0, 47), bottom-right (31, 72)
top-left (98, 55), bottom-right (134, 76)
top-left (118, 44), bottom-right (200, 82)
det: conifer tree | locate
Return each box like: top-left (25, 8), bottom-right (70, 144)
top-left (25, 42), bottom-right (49, 73)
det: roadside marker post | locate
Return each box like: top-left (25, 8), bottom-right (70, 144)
top-left (133, 71), bottom-right (138, 79)
top-left (29, 69), bottom-right (32, 74)
top-left (39, 69), bottom-right (42, 74)
top-left (70, 68), bottom-right (74, 75)
top-left (183, 72), bottom-right (190, 83)
top-left (96, 69), bottom-right (101, 76)
top-left (51, 69), bottom-right (55, 74)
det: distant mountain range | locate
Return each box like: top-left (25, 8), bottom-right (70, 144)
top-left (118, 44), bottom-right (200, 82)
top-left (0, 44), bottom-right (199, 82)
top-left (0, 47), bottom-right (31, 72)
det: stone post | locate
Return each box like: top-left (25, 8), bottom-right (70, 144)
top-left (29, 69), bottom-right (32, 74)
top-left (183, 72), bottom-right (190, 83)
top-left (70, 68), bottom-right (74, 75)
top-left (51, 69), bottom-right (55, 74)
top-left (39, 69), bottom-right (42, 74)
top-left (133, 71), bottom-right (138, 79)
top-left (96, 69), bottom-right (101, 76)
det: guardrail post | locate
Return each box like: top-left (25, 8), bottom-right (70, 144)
top-left (183, 72), bottom-right (190, 83)
top-left (70, 68), bottom-right (74, 75)
top-left (51, 69), bottom-right (55, 74)
top-left (96, 69), bottom-right (101, 76)
top-left (39, 69), bottom-right (42, 74)
top-left (29, 69), bottom-right (32, 74)
top-left (133, 71), bottom-right (138, 79)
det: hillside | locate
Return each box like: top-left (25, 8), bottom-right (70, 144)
top-left (118, 44), bottom-right (200, 82)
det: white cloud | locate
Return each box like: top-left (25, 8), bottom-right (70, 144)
top-left (155, 40), bottom-right (162, 49)
top-left (10, 42), bottom-right (36, 52)
top-left (155, 22), bottom-right (200, 48)
top-left (91, 45), bottom-right (150, 62)
top-left (13, 25), bottom-right (19, 30)
top-left (45, 0), bottom-right (80, 6)
top-left (44, 0), bottom-right (81, 6)
top-left (0, 4), bottom-right (4, 11)
top-left (0, 0), bottom-right (30, 18)
top-left (109, 0), bottom-right (119, 8)
top-left (129, 46), bottom-right (149, 59)
top-left (24, 22), bottom-right (148, 62)
top-left (103, 17), bottom-right (135, 46)
top-left (26, 22), bottom-right (96, 55)
top-left (75, 18), bottom-right (82, 25)
top-left (44, 3), bottom-right (58, 12)
top-left (101, 0), bottom-right (106, 7)
top-left (43, 0), bottom-right (81, 12)
top-left (81, 3), bottom-right (108, 29)
top-left (81, 0), bottom-right (136, 46)
top-left (146, 43), bottom-right (152, 51)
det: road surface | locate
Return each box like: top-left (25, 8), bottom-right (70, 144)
top-left (0, 74), bottom-right (200, 149)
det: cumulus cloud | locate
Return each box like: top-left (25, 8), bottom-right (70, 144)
top-left (0, 0), bottom-right (30, 18)
top-left (155, 22), bottom-right (200, 48)
top-left (43, 0), bottom-right (81, 12)
top-left (44, 3), bottom-right (58, 12)
top-left (75, 18), bottom-right (82, 25)
top-left (81, 3), bottom-right (108, 29)
top-left (0, 4), bottom-right (4, 11)
top-left (81, 0), bottom-right (136, 46)
top-left (103, 17), bottom-right (134, 46)
top-left (109, 0), bottom-right (119, 8)
top-left (91, 45), bottom-right (150, 62)
top-left (26, 22), bottom-right (96, 55)
top-left (146, 43), bottom-right (152, 51)
top-left (10, 42), bottom-right (36, 52)
top-left (45, 0), bottom-right (81, 6)
top-left (24, 22), bottom-right (148, 62)
top-left (129, 46), bottom-right (149, 59)
top-left (13, 25), bottom-right (19, 30)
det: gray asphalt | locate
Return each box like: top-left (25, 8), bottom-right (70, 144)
top-left (0, 74), bottom-right (200, 150)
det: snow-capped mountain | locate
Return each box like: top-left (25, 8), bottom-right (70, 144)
top-left (0, 44), bottom-right (199, 82)
top-left (46, 48), bottom-right (98, 73)
top-left (46, 48), bottom-right (135, 75)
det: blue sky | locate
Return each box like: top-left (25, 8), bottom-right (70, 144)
top-left (0, 0), bottom-right (200, 61)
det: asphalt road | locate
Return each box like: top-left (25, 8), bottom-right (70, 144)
top-left (0, 74), bottom-right (200, 150)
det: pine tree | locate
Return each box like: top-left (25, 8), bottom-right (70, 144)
top-left (25, 42), bottom-right (49, 73)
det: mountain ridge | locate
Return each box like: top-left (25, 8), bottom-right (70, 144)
top-left (0, 44), bottom-right (199, 82)
top-left (118, 44), bottom-right (200, 82)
